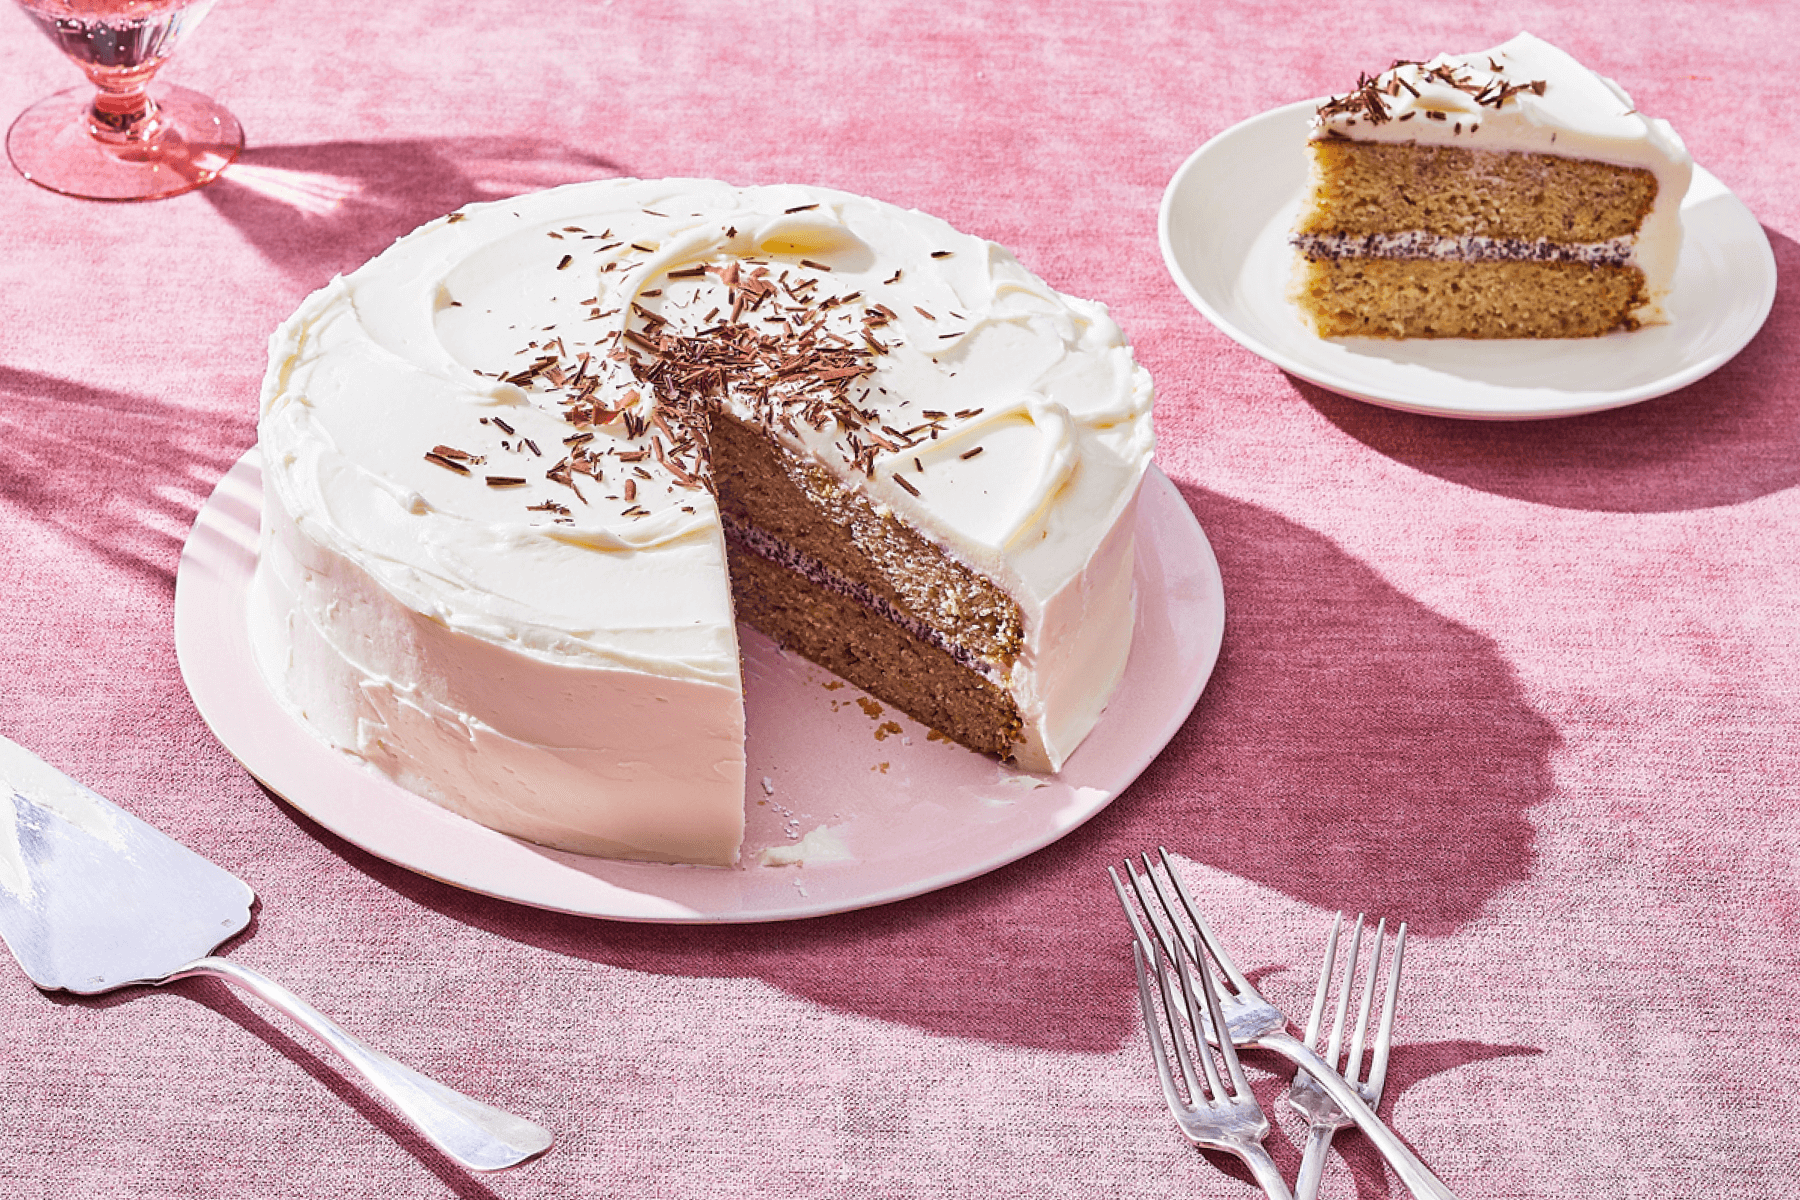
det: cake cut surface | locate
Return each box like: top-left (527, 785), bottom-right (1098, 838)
top-left (253, 179), bottom-right (1154, 866)
top-left (1291, 33), bottom-right (1692, 340)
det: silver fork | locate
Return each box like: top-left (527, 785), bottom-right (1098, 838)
top-left (1132, 938), bottom-right (1293, 1199)
top-left (1288, 914), bottom-right (1406, 1200)
top-left (1111, 849), bottom-right (1456, 1200)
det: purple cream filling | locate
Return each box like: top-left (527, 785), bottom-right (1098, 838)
top-left (1291, 231), bottom-right (1636, 267)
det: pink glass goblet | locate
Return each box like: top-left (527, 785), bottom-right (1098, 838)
top-left (7, 0), bottom-right (242, 201)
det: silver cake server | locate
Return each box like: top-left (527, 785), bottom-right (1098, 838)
top-left (0, 734), bottom-right (552, 1172)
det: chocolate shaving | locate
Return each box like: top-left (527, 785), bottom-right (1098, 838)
top-left (464, 218), bottom-right (907, 510)
top-left (1316, 71), bottom-right (1392, 125)
top-left (1322, 55), bottom-right (1547, 126)
top-left (425, 452), bottom-right (470, 474)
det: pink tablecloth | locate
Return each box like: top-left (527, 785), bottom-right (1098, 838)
top-left (1, 2), bottom-right (1794, 1196)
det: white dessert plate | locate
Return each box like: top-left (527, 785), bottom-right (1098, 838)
top-left (175, 452), bottom-right (1224, 923)
top-left (1160, 99), bottom-right (1778, 419)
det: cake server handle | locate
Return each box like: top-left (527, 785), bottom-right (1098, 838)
top-left (161, 956), bottom-right (553, 1172)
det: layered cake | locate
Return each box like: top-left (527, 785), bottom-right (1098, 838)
top-left (1291, 33), bottom-right (1692, 339)
top-left (253, 179), bottom-right (1154, 866)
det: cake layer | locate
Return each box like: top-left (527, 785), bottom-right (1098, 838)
top-left (1297, 141), bottom-right (1657, 242)
top-left (1294, 257), bottom-right (1647, 339)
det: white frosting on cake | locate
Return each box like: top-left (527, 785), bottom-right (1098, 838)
top-left (1308, 32), bottom-right (1693, 323)
top-left (254, 178), bottom-right (1154, 866)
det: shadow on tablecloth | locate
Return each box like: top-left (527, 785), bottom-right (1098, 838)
top-left (1300, 228), bottom-right (1800, 512)
top-left (204, 137), bottom-right (627, 286)
top-left (0, 138), bottom-right (624, 588)
top-left (0, 366), bottom-right (247, 586)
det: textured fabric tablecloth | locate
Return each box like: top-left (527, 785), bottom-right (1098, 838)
top-left (1, 2), bottom-right (1794, 1196)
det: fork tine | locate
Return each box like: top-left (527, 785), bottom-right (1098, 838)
top-left (1119, 857), bottom-right (1194, 971)
top-left (1137, 854), bottom-right (1199, 966)
top-left (1159, 943), bottom-right (1212, 1102)
top-left (1190, 944), bottom-right (1252, 1099)
top-left (1157, 847), bottom-right (1256, 993)
top-left (1364, 922), bottom-right (1406, 1097)
top-left (1132, 943), bottom-right (1191, 1116)
top-left (1345, 920), bottom-right (1385, 1085)
top-left (1170, 947), bottom-right (1227, 1103)
top-left (1109, 865), bottom-right (1161, 961)
top-left (1324, 915), bottom-right (1364, 1066)
top-left (1302, 913), bottom-right (1343, 1046)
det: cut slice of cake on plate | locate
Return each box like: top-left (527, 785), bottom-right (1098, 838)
top-left (1290, 32), bottom-right (1692, 339)
top-left (252, 179), bottom-right (1154, 866)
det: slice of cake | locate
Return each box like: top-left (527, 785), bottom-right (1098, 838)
top-left (1290, 33), bottom-right (1692, 339)
top-left (252, 179), bottom-right (1154, 866)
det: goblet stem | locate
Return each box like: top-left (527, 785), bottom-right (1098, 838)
top-left (7, 0), bottom-right (241, 200)
top-left (87, 77), bottom-right (162, 144)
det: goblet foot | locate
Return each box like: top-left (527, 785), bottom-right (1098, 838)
top-left (7, 82), bottom-right (242, 201)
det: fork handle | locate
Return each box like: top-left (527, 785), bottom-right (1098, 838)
top-left (1242, 1141), bottom-right (1296, 1200)
top-left (1293, 1120), bottom-right (1339, 1200)
top-left (162, 957), bottom-right (553, 1172)
top-left (1259, 1031), bottom-right (1457, 1200)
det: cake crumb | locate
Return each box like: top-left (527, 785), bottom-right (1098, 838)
top-left (874, 721), bottom-right (902, 742)
top-left (760, 825), bottom-right (853, 867)
top-left (857, 697), bottom-right (883, 719)
top-left (761, 776), bottom-right (775, 795)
